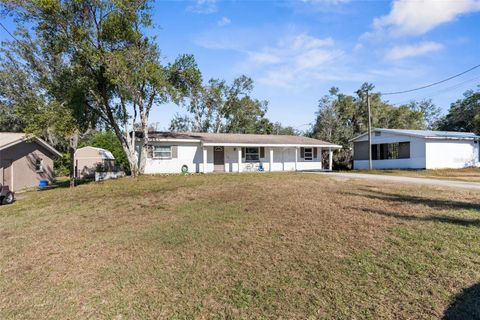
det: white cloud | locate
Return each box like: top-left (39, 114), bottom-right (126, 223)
top-left (371, 0), bottom-right (480, 37)
top-left (301, 0), bottom-right (350, 4)
top-left (242, 33), bottom-right (346, 87)
top-left (217, 17), bottom-right (231, 27)
top-left (385, 41), bottom-right (444, 60)
top-left (187, 0), bottom-right (217, 14)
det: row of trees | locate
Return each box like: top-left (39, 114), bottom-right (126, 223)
top-left (1, 0), bottom-right (193, 180)
top-left (310, 84), bottom-right (441, 148)
top-left (169, 75), bottom-right (297, 135)
top-left (1, 1), bottom-right (478, 176)
top-left (0, 0), bottom-right (292, 182)
top-left (310, 83), bottom-right (480, 168)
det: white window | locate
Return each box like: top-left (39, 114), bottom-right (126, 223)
top-left (304, 148), bottom-right (313, 161)
top-left (153, 146), bottom-right (172, 159)
top-left (35, 158), bottom-right (44, 172)
top-left (245, 147), bottom-right (260, 162)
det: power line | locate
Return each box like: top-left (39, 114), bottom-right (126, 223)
top-left (381, 63), bottom-right (480, 96)
top-left (0, 21), bottom-right (19, 42)
top-left (389, 74), bottom-right (480, 106)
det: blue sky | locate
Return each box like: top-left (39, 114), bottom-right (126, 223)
top-left (2, 0), bottom-right (480, 130)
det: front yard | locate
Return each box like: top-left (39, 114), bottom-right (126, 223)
top-left (1, 173), bottom-right (479, 319)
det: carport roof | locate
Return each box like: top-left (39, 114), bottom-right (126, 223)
top-left (141, 132), bottom-right (342, 148)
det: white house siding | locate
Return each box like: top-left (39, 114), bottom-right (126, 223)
top-left (353, 132), bottom-right (426, 169)
top-left (425, 140), bottom-right (480, 169)
top-left (220, 147), bottom-right (322, 172)
top-left (143, 142), bottom-right (205, 174)
top-left (142, 143), bottom-right (324, 174)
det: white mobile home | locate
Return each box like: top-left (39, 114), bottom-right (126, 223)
top-left (136, 132), bottom-right (342, 174)
top-left (351, 129), bottom-right (480, 170)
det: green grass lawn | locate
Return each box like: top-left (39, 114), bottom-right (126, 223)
top-left (351, 167), bottom-right (480, 183)
top-left (1, 173), bottom-right (480, 319)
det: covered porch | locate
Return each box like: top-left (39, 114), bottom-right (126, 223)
top-left (201, 144), bottom-right (339, 173)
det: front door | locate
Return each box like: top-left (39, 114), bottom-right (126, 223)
top-left (213, 146), bottom-right (225, 172)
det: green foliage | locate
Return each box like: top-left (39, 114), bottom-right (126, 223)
top-left (436, 87), bottom-right (480, 134)
top-left (80, 131), bottom-right (130, 173)
top-left (54, 152), bottom-right (71, 177)
top-left (2, 0), bottom-right (194, 176)
top-left (407, 99), bottom-right (442, 130)
top-left (311, 84), bottom-right (435, 147)
top-left (0, 104), bottom-right (25, 132)
top-left (271, 122), bottom-right (299, 135)
top-left (170, 75), bottom-right (274, 134)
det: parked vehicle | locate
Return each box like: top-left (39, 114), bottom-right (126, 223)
top-left (0, 183), bottom-right (15, 205)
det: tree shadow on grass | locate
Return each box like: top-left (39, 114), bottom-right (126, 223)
top-left (343, 188), bottom-right (480, 212)
top-left (443, 283), bottom-right (480, 320)
top-left (351, 207), bottom-right (480, 228)
top-left (40, 178), bottom-right (94, 191)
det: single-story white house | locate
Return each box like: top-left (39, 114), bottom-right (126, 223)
top-left (135, 132), bottom-right (342, 174)
top-left (351, 128), bottom-right (480, 170)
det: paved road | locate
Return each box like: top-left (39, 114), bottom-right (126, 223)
top-left (311, 172), bottom-right (480, 191)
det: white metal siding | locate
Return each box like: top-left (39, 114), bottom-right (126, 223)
top-left (425, 140), bottom-right (480, 169)
top-left (353, 132), bottom-right (426, 169)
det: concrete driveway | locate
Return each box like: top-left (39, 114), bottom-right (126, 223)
top-left (310, 172), bottom-right (480, 191)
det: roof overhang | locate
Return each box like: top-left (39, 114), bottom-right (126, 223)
top-left (139, 138), bottom-right (202, 143)
top-left (349, 129), bottom-right (480, 142)
top-left (0, 135), bottom-right (62, 158)
top-left (202, 142), bottom-right (342, 149)
top-left (424, 136), bottom-right (480, 141)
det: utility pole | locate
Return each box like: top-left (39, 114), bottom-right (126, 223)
top-left (367, 90), bottom-right (372, 170)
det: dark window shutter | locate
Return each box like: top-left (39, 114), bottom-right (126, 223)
top-left (399, 142), bottom-right (410, 159)
top-left (354, 141), bottom-right (369, 160)
top-left (171, 145), bottom-right (178, 159)
top-left (260, 147), bottom-right (265, 158)
top-left (242, 147), bottom-right (245, 158)
top-left (380, 144), bottom-right (388, 160)
top-left (147, 145), bottom-right (153, 158)
top-left (314, 147), bottom-right (318, 159)
top-left (371, 144), bottom-right (378, 160)
top-left (300, 147), bottom-right (305, 158)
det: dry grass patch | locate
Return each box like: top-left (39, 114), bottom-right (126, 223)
top-left (1, 173), bottom-right (480, 319)
top-left (355, 167), bottom-right (480, 183)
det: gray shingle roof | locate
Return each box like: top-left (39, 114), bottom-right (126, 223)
top-left (146, 132), bottom-right (341, 147)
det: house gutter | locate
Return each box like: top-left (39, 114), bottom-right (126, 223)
top-left (201, 142), bottom-right (342, 148)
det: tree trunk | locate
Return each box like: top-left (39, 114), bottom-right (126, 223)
top-left (138, 111), bottom-right (149, 175)
top-left (69, 133), bottom-right (79, 187)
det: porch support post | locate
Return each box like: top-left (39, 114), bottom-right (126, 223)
top-left (319, 147), bottom-right (323, 170)
top-left (269, 148), bottom-right (273, 172)
top-left (202, 146), bottom-right (207, 173)
top-left (328, 147), bottom-right (333, 171)
top-left (295, 147), bottom-right (298, 171)
top-left (237, 147), bottom-right (242, 173)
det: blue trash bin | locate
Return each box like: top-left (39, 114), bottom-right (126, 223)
top-left (38, 180), bottom-right (49, 188)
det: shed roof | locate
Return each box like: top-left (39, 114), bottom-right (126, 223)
top-left (0, 132), bottom-right (62, 157)
top-left (350, 128), bottom-right (480, 142)
top-left (76, 146), bottom-right (115, 160)
top-left (143, 132), bottom-right (342, 148)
